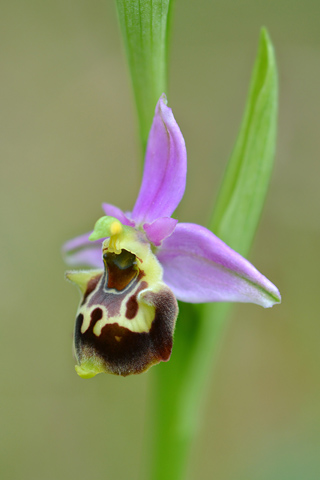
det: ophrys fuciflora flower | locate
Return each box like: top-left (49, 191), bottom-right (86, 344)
top-left (63, 95), bottom-right (281, 378)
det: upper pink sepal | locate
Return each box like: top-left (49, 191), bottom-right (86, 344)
top-left (132, 95), bottom-right (187, 224)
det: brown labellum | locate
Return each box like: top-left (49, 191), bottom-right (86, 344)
top-left (67, 247), bottom-right (178, 378)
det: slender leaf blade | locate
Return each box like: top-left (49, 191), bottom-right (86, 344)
top-left (210, 28), bottom-right (278, 256)
top-left (115, 0), bottom-right (174, 154)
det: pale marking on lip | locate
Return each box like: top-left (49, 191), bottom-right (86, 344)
top-left (78, 236), bottom-right (167, 337)
top-left (91, 290), bottom-right (156, 337)
top-left (79, 285), bottom-right (160, 336)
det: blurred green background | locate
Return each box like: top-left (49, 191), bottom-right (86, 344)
top-left (1, 1), bottom-right (319, 479)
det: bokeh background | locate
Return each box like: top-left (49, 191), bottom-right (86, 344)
top-left (1, 1), bottom-right (319, 479)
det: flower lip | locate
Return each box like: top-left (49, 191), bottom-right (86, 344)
top-left (67, 214), bottom-right (179, 377)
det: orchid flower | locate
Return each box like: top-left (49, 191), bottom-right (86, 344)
top-left (63, 95), bottom-right (281, 379)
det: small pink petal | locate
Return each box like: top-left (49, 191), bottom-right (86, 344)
top-left (143, 217), bottom-right (178, 246)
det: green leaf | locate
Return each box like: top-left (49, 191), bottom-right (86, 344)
top-left (149, 29), bottom-right (279, 480)
top-left (210, 28), bottom-right (278, 256)
top-left (115, 0), bottom-right (174, 155)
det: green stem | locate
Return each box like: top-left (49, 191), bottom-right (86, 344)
top-left (115, 0), bottom-right (174, 156)
top-left (148, 303), bottom-right (231, 480)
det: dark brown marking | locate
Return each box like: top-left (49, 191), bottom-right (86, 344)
top-left (104, 250), bottom-right (138, 291)
top-left (81, 274), bottom-right (102, 305)
top-left (144, 288), bottom-right (178, 362)
top-left (125, 295), bottom-right (138, 320)
top-left (87, 261), bottom-right (146, 319)
top-left (125, 281), bottom-right (148, 320)
top-left (74, 286), bottom-right (178, 377)
top-left (91, 308), bottom-right (103, 324)
top-left (74, 313), bottom-right (84, 357)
